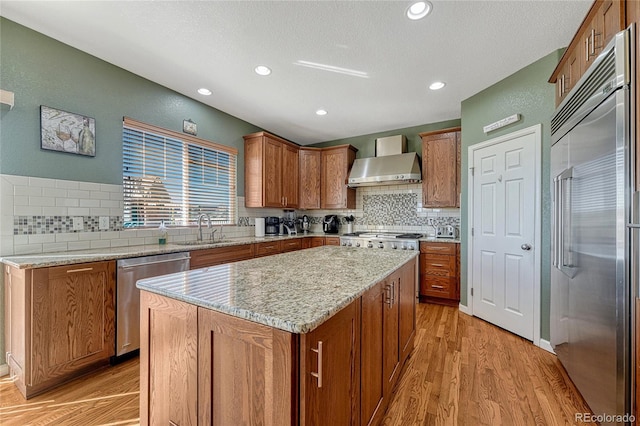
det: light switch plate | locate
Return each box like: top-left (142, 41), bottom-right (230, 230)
top-left (72, 217), bottom-right (84, 231)
top-left (99, 216), bottom-right (110, 230)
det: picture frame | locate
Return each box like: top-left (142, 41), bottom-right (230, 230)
top-left (40, 105), bottom-right (96, 157)
top-left (183, 119), bottom-right (197, 136)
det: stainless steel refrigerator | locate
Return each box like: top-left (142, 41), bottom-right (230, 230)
top-left (550, 28), bottom-right (636, 423)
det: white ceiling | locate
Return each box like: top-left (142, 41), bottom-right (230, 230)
top-left (1, 1), bottom-right (592, 145)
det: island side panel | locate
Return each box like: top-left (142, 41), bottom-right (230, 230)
top-left (198, 308), bottom-right (296, 426)
top-left (139, 291), bottom-right (198, 426)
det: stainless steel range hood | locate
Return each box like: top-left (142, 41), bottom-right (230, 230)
top-left (347, 135), bottom-right (421, 187)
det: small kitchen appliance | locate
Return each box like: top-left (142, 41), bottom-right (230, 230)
top-left (323, 215), bottom-right (339, 234)
top-left (436, 225), bottom-right (459, 239)
top-left (340, 231), bottom-right (422, 251)
top-left (301, 215), bottom-right (311, 233)
top-left (264, 216), bottom-right (279, 235)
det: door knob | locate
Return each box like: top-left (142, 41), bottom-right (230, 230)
top-left (521, 244), bottom-right (532, 251)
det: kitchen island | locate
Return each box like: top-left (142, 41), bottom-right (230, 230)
top-left (136, 245), bottom-right (418, 426)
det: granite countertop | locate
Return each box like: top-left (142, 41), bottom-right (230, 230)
top-left (419, 237), bottom-right (461, 244)
top-left (136, 246), bottom-right (418, 334)
top-left (0, 234), bottom-right (312, 269)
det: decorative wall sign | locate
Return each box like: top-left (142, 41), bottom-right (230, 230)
top-left (40, 105), bottom-right (96, 157)
top-left (183, 119), bottom-right (197, 136)
top-left (483, 113), bottom-right (521, 133)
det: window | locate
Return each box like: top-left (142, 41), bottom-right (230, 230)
top-left (122, 118), bottom-right (237, 228)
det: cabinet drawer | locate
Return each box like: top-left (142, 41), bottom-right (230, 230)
top-left (254, 241), bottom-right (283, 257)
top-left (281, 239), bottom-right (302, 252)
top-left (324, 237), bottom-right (341, 246)
top-left (420, 242), bottom-right (456, 255)
top-left (190, 244), bottom-right (255, 269)
top-left (310, 237), bottom-right (325, 247)
top-left (421, 276), bottom-right (451, 295)
top-left (422, 254), bottom-right (454, 275)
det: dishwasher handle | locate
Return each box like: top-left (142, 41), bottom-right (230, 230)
top-left (118, 255), bottom-right (191, 269)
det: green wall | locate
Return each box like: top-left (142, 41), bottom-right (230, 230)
top-left (460, 49), bottom-right (563, 341)
top-left (311, 119), bottom-right (461, 156)
top-left (0, 18), bottom-right (261, 193)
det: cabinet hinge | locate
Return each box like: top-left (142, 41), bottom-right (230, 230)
top-left (471, 288), bottom-right (474, 297)
top-left (470, 167), bottom-right (475, 176)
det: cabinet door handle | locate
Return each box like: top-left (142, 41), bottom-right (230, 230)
top-left (310, 341), bottom-right (323, 388)
top-left (431, 263), bottom-right (444, 267)
top-left (432, 285), bottom-right (445, 289)
top-left (585, 36), bottom-right (589, 62)
top-left (66, 267), bottom-right (93, 273)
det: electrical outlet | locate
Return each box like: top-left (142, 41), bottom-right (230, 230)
top-left (99, 216), bottom-right (110, 230)
top-left (72, 217), bottom-right (84, 231)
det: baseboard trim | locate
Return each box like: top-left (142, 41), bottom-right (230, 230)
top-left (538, 339), bottom-right (555, 354)
top-left (458, 303), bottom-right (472, 316)
top-left (0, 363), bottom-right (8, 377)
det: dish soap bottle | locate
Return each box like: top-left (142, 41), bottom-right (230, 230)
top-left (158, 220), bottom-right (168, 245)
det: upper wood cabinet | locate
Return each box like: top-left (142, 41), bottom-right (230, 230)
top-left (244, 131), bottom-right (299, 208)
top-left (420, 128), bottom-right (461, 208)
top-left (5, 261), bottom-right (115, 398)
top-left (321, 144), bottom-right (357, 209)
top-left (550, 0), bottom-right (624, 106)
top-left (299, 147), bottom-right (322, 209)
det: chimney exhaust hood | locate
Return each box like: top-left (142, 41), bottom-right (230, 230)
top-left (347, 135), bottom-right (421, 187)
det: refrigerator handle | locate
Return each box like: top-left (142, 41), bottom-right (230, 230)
top-left (553, 176), bottom-right (561, 268)
top-left (555, 167), bottom-right (577, 277)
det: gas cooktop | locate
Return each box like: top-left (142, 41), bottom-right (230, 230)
top-left (341, 232), bottom-right (423, 239)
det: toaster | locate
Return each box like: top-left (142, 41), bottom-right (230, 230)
top-left (436, 225), bottom-right (459, 239)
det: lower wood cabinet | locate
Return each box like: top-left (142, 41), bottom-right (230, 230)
top-left (190, 243), bottom-right (254, 268)
top-left (140, 257), bottom-right (417, 426)
top-left (419, 242), bottom-right (460, 304)
top-left (4, 261), bottom-right (115, 398)
top-left (254, 240), bottom-right (283, 257)
top-left (300, 299), bottom-right (360, 426)
top-left (324, 236), bottom-right (341, 246)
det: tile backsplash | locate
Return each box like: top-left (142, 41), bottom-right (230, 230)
top-left (1, 175), bottom-right (459, 256)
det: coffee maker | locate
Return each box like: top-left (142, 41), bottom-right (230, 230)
top-left (323, 215), bottom-right (339, 234)
top-left (264, 217), bottom-right (279, 235)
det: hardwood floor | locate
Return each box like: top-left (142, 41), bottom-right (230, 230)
top-left (0, 303), bottom-right (593, 425)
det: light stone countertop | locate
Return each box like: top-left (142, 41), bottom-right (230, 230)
top-left (136, 246), bottom-right (418, 334)
top-left (0, 233), bottom-right (458, 269)
top-left (0, 234), bottom-right (313, 269)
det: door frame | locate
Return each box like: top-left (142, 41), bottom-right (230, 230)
top-left (466, 124), bottom-right (542, 347)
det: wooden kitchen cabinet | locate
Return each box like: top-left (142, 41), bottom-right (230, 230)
top-left (281, 238), bottom-right (302, 252)
top-left (254, 240), bottom-right (283, 257)
top-left (190, 243), bottom-right (254, 269)
top-left (244, 131), bottom-right (299, 208)
top-left (360, 259), bottom-right (416, 426)
top-left (140, 291), bottom-right (198, 426)
top-left (197, 302), bottom-right (295, 426)
top-left (4, 261), bottom-right (115, 398)
top-left (321, 144), bottom-right (357, 209)
top-left (324, 236), bottom-right (341, 246)
top-left (419, 242), bottom-right (460, 304)
top-left (299, 147), bottom-right (322, 209)
top-left (549, 0), bottom-right (624, 106)
top-left (300, 299), bottom-right (360, 426)
top-left (420, 128), bottom-right (461, 208)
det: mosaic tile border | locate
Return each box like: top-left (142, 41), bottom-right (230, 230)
top-left (14, 216), bottom-right (124, 234)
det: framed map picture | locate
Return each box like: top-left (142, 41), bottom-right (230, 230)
top-left (40, 105), bottom-right (96, 157)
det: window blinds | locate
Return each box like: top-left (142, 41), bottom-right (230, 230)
top-left (122, 118), bottom-right (237, 228)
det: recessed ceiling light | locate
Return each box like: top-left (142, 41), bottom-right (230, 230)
top-left (316, 109), bottom-right (328, 116)
top-left (406, 1), bottom-right (432, 20)
top-left (254, 65), bottom-right (272, 76)
top-left (197, 88), bottom-right (212, 96)
top-left (429, 81), bottom-right (446, 90)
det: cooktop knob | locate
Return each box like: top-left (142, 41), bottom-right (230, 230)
top-left (347, 241), bottom-right (352, 246)
top-left (391, 243), bottom-right (397, 249)
top-left (378, 243), bottom-right (384, 248)
top-left (356, 242), bottom-right (361, 247)
top-left (408, 246), bottom-right (415, 250)
top-left (401, 246), bottom-right (407, 250)
top-left (367, 242), bottom-right (373, 248)
top-left (342, 241), bottom-right (347, 246)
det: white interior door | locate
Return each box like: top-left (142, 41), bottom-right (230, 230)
top-left (470, 126), bottom-right (539, 341)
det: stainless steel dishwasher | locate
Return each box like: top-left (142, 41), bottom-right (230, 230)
top-left (114, 252), bottom-right (190, 362)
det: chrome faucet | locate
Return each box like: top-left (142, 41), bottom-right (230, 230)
top-left (197, 213), bottom-right (212, 241)
top-left (218, 223), bottom-right (225, 241)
